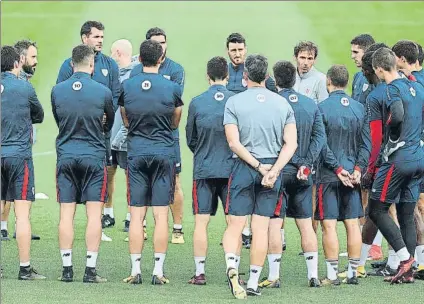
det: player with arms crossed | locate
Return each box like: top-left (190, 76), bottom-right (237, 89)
top-left (185, 56), bottom-right (235, 285)
top-left (1, 46), bottom-right (45, 280)
top-left (120, 40), bottom-right (183, 285)
top-left (223, 54), bottom-right (297, 298)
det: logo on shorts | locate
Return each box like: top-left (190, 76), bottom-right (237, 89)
top-left (214, 92), bottom-right (225, 101)
top-left (362, 83), bottom-right (369, 92)
top-left (163, 75), bottom-right (171, 80)
top-left (241, 78), bottom-right (247, 87)
top-left (288, 94), bottom-right (298, 103)
top-left (32, 187), bottom-right (35, 195)
top-left (72, 81), bottom-right (82, 91)
top-left (101, 69), bottom-right (109, 77)
top-left (410, 87), bottom-right (416, 97)
top-left (141, 80), bottom-right (151, 90)
top-left (256, 94), bottom-right (266, 103)
top-left (340, 97), bottom-right (350, 106)
top-left (176, 162), bottom-right (181, 168)
top-left (0, 84), bottom-right (4, 93)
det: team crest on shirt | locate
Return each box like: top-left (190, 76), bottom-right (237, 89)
top-left (340, 97), bottom-right (350, 106)
top-left (256, 94), bottom-right (266, 103)
top-left (410, 87), bottom-right (416, 97)
top-left (101, 69), bottom-right (109, 77)
top-left (288, 94), bottom-right (298, 102)
top-left (241, 78), bottom-right (247, 87)
top-left (362, 83), bottom-right (369, 92)
top-left (214, 92), bottom-right (225, 101)
top-left (72, 81), bottom-right (82, 91)
top-left (163, 75), bottom-right (171, 80)
top-left (305, 88), bottom-right (310, 94)
top-left (142, 80), bottom-right (152, 90)
top-left (1, 84), bottom-right (4, 93)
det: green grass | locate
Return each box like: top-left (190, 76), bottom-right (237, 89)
top-left (1, 1), bottom-right (424, 303)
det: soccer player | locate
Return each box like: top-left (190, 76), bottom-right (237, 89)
top-left (109, 39), bottom-right (137, 236)
top-left (130, 27), bottom-right (186, 244)
top-left (258, 60), bottom-right (325, 289)
top-left (368, 47), bottom-right (424, 284)
top-left (350, 34), bottom-right (375, 104)
top-left (185, 56), bottom-right (235, 285)
top-left (392, 40), bottom-right (424, 86)
top-left (53, 44), bottom-right (114, 283)
top-left (120, 40), bottom-right (183, 285)
top-left (223, 54), bottom-right (297, 298)
top-left (293, 41), bottom-right (328, 103)
top-left (1, 45), bottom-right (45, 279)
top-left (317, 65), bottom-right (371, 286)
top-left (1, 40), bottom-right (41, 242)
top-left (56, 21), bottom-right (120, 241)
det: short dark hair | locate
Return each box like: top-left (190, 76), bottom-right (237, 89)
top-left (366, 42), bottom-right (389, 53)
top-left (361, 51), bottom-right (375, 75)
top-left (244, 54), bottom-right (268, 83)
top-left (327, 64), bottom-right (349, 88)
top-left (273, 60), bottom-right (296, 89)
top-left (226, 33), bottom-right (246, 48)
top-left (207, 56), bottom-right (228, 81)
top-left (294, 41), bottom-right (318, 59)
top-left (80, 21), bottom-right (104, 37)
top-left (350, 34), bottom-right (375, 50)
top-left (72, 44), bottom-right (94, 66)
top-left (14, 39), bottom-right (37, 56)
top-left (139, 40), bottom-right (163, 67)
top-left (372, 47), bottom-right (396, 72)
top-left (1, 46), bottom-right (20, 72)
top-left (417, 43), bottom-right (423, 66)
top-left (146, 27), bottom-right (166, 40)
top-left (392, 40), bottom-right (419, 65)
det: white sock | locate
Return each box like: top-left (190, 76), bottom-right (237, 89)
top-left (247, 265), bottom-right (262, 290)
top-left (20, 261), bottom-right (30, 267)
top-left (104, 207), bottom-right (114, 218)
top-left (348, 258), bottom-right (360, 279)
top-left (173, 224), bottom-right (182, 230)
top-left (396, 247), bottom-right (410, 262)
top-left (131, 254), bottom-right (141, 276)
top-left (325, 259), bottom-right (338, 280)
top-left (235, 255), bottom-right (241, 270)
top-left (387, 249), bottom-right (400, 269)
top-left (143, 219), bottom-right (146, 227)
top-left (225, 253), bottom-right (237, 270)
top-left (1, 221), bottom-right (7, 231)
top-left (242, 227), bottom-right (251, 236)
top-left (153, 253), bottom-right (166, 277)
top-left (304, 252), bottom-right (318, 279)
top-left (372, 231), bottom-right (383, 246)
top-left (267, 254), bottom-right (281, 281)
top-left (415, 245), bottom-right (424, 265)
top-left (60, 249), bottom-right (72, 267)
top-left (126, 213), bottom-right (131, 221)
top-left (194, 256), bottom-right (206, 276)
top-left (86, 251), bottom-right (98, 268)
top-left (359, 244), bottom-right (372, 266)
top-left (281, 229), bottom-right (286, 245)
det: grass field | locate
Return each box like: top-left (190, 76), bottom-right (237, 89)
top-left (1, 1), bottom-right (424, 303)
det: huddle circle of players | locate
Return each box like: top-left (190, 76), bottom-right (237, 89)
top-left (2, 20), bottom-right (424, 299)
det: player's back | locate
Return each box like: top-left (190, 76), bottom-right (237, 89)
top-left (1, 72), bottom-right (44, 158)
top-left (52, 72), bottom-right (113, 159)
top-left (122, 73), bottom-right (182, 156)
top-left (412, 69), bottom-right (424, 87)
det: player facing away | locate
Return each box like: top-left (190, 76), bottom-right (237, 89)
top-left (52, 45), bottom-right (115, 283)
top-left (316, 65), bottom-right (371, 286)
top-left (185, 57), bottom-right (235, 285)
top-left (368, 47), bottom-right (424, 284)
top-left (1, 46), bottom-right (45, 280)
top-left (350, 34), bottom-right (375, 104)
top-left (130, 27), bottom-right (186, 244)
top-left (120, 40), bottom-right (183, 285)
top-left (259, 60), bottom-right (326, 289)
top-left (223, 54), bottom-right (297, 298)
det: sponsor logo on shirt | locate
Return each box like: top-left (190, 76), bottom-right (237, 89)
top-left (102, 69), bottom-right (109, 77)
top-left (410, 87), bottom-right (416, 97)
top-left (142, 80), bottom-right (152, 90)
top-left (214, 92), bottom-right (225, 101)
top-left (340, 97), bottom-right (350, 106)
top-left (288, 94), bottom-right (298, 102)
top-left (362, 83), bottom-right (369, 92)
top-left (256, 94), bottom-right (266, 103)
top-left (72, 81), bottom-right (82, 91)
top-left (163, 75), bottom-right (171, 80)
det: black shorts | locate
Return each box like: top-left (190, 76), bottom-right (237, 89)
top-left (225, 158), bottom-right (283, 217)
top-left (315, 181), bottom-right (363, 221)
top-left (126, 154), bottom-right (176, 207)
top-left (282, 173), bottom-right (313, 219)
top-left (111, 150), bottom-right (127, 169)
top-left (1, 157), bottom-right (35, 202)
top-left (370, 159), bottom-right (424, 204)
top-left (192, 178), bottom-right (228, 215)
top-left (56, 157), bottom-right (107, 204)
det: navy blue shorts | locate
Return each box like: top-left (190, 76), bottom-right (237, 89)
top-left (126, 154), bottom-right (176, 207)
top-left (315, 181), bottom-right (363, 221)
top-left (370, 159), bottom-right (424, 204)
top-left (1, 157), bottom-right (35, 202)
top-left (283, 173), bottom-right (313, 219)
top-left (225, 158), bottom-right (283, 217)
top-left (111, 150), bottom-right (127, 169)
top-left (56, 157), bottom-right (107, 204)
top-left (192, 178), bottom-right (228, 215)
top-left (174, 140), bottom-right (181, 174)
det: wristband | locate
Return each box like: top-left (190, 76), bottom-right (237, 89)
top-left (354, 166), bottom-right (361, 172)
top-left (303, 167), bottom-right (311, 176)
top-left (255, 162), bottom-right (262, 171)
top-left (335, 166), bottom-right (344, 175)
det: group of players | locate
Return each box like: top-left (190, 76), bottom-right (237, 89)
top-left (2, 19), bottom-right (424, 299)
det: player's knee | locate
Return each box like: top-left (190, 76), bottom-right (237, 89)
top-left (195, 214), bottom-right (210, 228)
top-left (153, 206), bottom-right (169, 221)
top-left (321, 220), bottom-right (336, 233)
